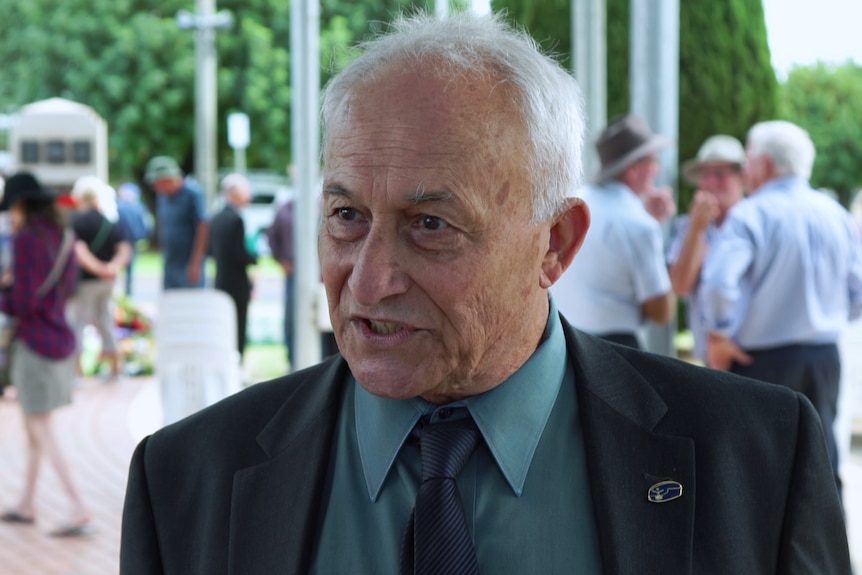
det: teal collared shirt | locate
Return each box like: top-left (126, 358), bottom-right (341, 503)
top-left (311, 298), bottom-right (602, 573)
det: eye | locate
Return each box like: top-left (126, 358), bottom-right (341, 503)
top-left (417, 215), bottom-right (447, 231)
top-left (337, 207), bottom-right (359, 221)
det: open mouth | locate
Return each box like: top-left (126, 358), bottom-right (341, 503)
top-left (367, 319), bottom-right (405, 335)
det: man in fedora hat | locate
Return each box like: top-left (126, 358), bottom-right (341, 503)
top-left (552, 113), bottom-right (676, 349)
top-left (144, 156), bottom-right (209, 290)
top-left (667, 135), bottom-right (746, 363)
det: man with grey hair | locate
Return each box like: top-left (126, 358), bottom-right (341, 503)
top-left (121, 14), bottom-right (850, 574)
top-left (702, 120), bottom-right (862, 499)
top-left (208, 173), bottom-right (257, 358)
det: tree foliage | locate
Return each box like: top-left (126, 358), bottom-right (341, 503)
top-left (677, 0), bottom-right (776, 203)
top-left (0, 0), bottom-right (424, 186)
top-left (779, 61), bottom-right (862, 203)
top-left (493, 0), bottom-right (777, 207)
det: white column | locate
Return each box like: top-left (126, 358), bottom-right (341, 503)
top-left (572, 0), bottom-right (606, 178)
top-left (630, 0), bottom-right (680, 357)
top-left (290, 0), bottom-right (323, 369)
top-left (470, 0), bottom-right (491, 15)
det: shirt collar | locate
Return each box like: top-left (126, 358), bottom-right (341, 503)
top-left (356, 296), bottom-right (568, 500)
top-left (595, 180), bottom-right (642, 203)
top-left (756, 175), bottom-right (806, 195)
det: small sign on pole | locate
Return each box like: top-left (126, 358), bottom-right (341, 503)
top-left (227, 112), bottom-right (249, 173)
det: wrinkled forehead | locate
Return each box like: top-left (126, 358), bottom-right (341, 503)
top-left (326, 61), bottom-right (520, 149)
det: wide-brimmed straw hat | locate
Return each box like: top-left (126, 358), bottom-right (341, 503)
top-left (0, 172), bottom-right (56, 211)
top-left (681, 135), bottom-right (745, 185)
top-left (592, 114), bottom-right (672, 184)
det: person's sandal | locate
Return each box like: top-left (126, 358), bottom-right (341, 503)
top-left (0, 511), bottom-right (35, 524)
top-left (49, 522), bottom-right (96, 537)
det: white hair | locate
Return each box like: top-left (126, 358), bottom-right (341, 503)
top-left (320, 11), bottom-right (585, 223)
top-left (220, 173), bottom-right (251, 196)
top-left (746, 120), bottom-right (816, 180)
top-left (72, 175), bottom-right (118, 222)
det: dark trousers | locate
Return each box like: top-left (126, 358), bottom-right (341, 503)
top-left (731, 343), bottom-right (842, 495)
top-left (599, 332), bottom-right (640, 349)
top-left (235, 295), bottom-right (249, 359)
top-left (283, 274), bottom-right (295, 367)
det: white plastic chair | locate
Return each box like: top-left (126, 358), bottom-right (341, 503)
top-left (155, 289), bottom-right (241, 426)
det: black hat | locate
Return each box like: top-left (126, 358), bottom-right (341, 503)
top-left (592, 114), bottom-right (672, 183)
top-left (0, 172), bottom-right (56, 212)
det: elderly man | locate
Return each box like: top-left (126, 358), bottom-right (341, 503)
top-left (552, 114), bottom-right (676, 349)
top-left (702, 120), bottom-right (862, 497)
top-left (121, 14), bottom-right (850, 574)
top-left (667, 135), bottom-right (746, 363)
top-left (144, 156), bottom-right (209, 289)
top-left (208, 173), bottom-right (257, 358)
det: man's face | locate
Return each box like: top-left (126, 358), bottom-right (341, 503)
top-left (696, 161), bottom-right (744, 214)
top-left (233, 183), bottom-right (252, 207)
top-left (625, 153), bottom-right (660, 194)
top-left (319, 66), bottom-right (556, 404)
top-left (151, 177), bottom-right (182, 196)
top-left (743, 144), bottom-right (771, 192)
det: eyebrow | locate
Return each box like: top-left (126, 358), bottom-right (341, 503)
top-left (322, 184), bottom-right (455, 205)
top-left (322, 185), bottom-right (352, 202)
top-left (409, 187), bottom-right (454, 205)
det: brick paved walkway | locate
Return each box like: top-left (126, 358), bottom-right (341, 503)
top-left (0, 377), bottom-right (159, 575)
top-left (2, 375), bottom-right (862, 574)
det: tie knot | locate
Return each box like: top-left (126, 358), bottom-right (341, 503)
top-left (418, 418), bottom-right (480, 482)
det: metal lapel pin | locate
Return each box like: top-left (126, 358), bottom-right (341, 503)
top-left (648, 480), bottom-right (683, 503)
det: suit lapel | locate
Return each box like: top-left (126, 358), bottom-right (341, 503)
top-left (227, 357), bottom-right (351, 575)
top-left (565, 325), bottom-right (695, 575)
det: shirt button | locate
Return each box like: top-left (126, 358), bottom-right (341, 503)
top-left (438, 407), bottom-right (453, 420)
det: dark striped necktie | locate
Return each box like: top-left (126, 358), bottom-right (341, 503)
top-left (400, 417), bottom-right (481, 575)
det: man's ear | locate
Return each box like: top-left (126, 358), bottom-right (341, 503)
top-left (540, 197), bottom-right (590, 288)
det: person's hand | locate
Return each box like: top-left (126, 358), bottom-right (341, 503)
top-left (0, 269), bottom-right (13, 288)
top-left (643, 186), bottom-right (677, 223)
top-left (187, 261), bottom-right (201, 285)
top-left (688, 190), bottom-right (719, 232)
top-left (97, 262), bottom-right (119, 280)
top-left (707, 333), bottom-right (752, 371)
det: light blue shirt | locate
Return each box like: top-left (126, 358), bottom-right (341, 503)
top-left (666, 215), bottom-right (722, 362)
top-left (701, 176), bottom-right (862, 348)
top-left (311, 297), bottom-right (602, 574)
top-left (553, 181), bottom-right (671, 334)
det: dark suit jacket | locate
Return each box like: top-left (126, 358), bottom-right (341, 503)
top-left (208, 205), bottom-right (256, 302)
top-left (120, 319), bottom-right (851, 574)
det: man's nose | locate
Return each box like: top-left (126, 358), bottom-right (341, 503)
top-left (347, 225), bottom-right (410, 306)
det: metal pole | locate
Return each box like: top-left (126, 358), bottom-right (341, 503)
top-left (630, 0), bottom-right (680, 357)
top-left (572, 0), bottom-right (606, 178)
top-left (195, 0), bottom-right (218, 209)
top-left (436, 0), bottom-right (448, 19)
top-left (290, 0), bottom-right (322, 369)
top-left (234, 148), bottom-right (246, 174)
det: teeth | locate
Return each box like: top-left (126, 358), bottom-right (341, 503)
top-left (369, 320), bottom-right (403, 335)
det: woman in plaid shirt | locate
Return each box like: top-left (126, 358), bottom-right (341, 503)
top-left (0, 172), bottom-right (92, 536)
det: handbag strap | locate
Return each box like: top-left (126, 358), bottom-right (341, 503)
top-left (35, 229), bottom-right (75, 298)
top-left (88, 215), bottom-right (113, 255)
